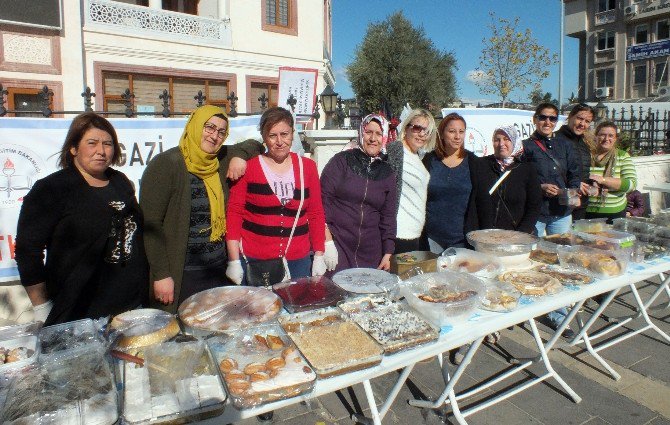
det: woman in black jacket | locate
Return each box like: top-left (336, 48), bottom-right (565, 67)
top-left (484, 125), bottom-right (542, 234)
top-left (15, 113), bottom-right (148, 325)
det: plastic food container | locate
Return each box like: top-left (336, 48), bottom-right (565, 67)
top-left (544, 233), bottom-right (578, 246)
top-left (557, 244), bottom-right (629, 278)
top-left (332, 268), bottom-right (399, 295)
top-left (612, 218), bottom-right (658, 235)
top-left (279, 308), bottom-right (383, 378)
top-left (529, 239), bottom-right (561, 264)
top-left (338, 296), bottom-right (438, 354)
top-left (39, 318), bottom-right (103, 361)
top-left (207, 324), bottom-right (315, 408)
top-left (467, 229), bottom-right (538, 268)
top-left (497, 270), bottom-right (563, 296)
top-left (573, 230), bottom-right (636, 251)
top-left (273, 276), bottom-right (346, 313)
top-left (0, 335), bottom-right (38, 376)
top-left (109, 309), bottom-right (180, 353)
top-left (122, 340), bottom-right (226, 424)
top-left (1, 344), bottom-right (118, 425)
top-left (178, 287), bottom-right (282, 336)
top-left (534, 265), bottom-right (594, 285)
top-left (572, 218), bottom-right (609, 233)
top-left (437, 247), bottom-right (503, 278)
top-left (401, 271), bottom-right (484, 327)
top-left (654, 226), bottom-right (670, 240)
top-left (479, 280), bottom-right (521, 312)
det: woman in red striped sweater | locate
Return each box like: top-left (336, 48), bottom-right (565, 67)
top-left (225, 107), bottom-right (328, 285)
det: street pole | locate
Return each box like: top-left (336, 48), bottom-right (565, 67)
top-left (559, 0), bottom-right (564, 109)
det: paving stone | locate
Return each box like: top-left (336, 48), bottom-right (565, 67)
top-left (465, 399), bottom-right (546, 425)
top-left (578, 416), bottom-right (613, 425)
top-left (317, 385), bottom-right (371, 421)
top-left (276, 411), bottom-right (340, 424)
top-left (647, 415), bottom-right (670, 425)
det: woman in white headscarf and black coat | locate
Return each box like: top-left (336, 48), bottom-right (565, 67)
top-left (483, 125), bottom-right (542, 234)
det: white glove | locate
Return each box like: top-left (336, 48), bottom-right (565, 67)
top-left (226, 260), bottom-right (244, 285)
top-left (312, 255), bottom-right (327, 276)
top-left (33, 300), bottom-right (53, 323)
top-left (323, 241), bottom-right (339, 271)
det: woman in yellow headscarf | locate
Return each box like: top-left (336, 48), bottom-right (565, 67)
top-left (140, 105), bottom-right (263, 312)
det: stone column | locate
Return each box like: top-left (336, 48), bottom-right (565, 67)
top-left (148, 0), bottom-right (161, 10)
top-left (302, 129), bottom-right (357, 174)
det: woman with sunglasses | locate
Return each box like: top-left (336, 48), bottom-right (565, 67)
top-left (553, 103), bottom-right (596, 221)
top-left (386, 109), bottom-right (436, 253)
top-left (586, 121), bottom-right (637, 222)
top-left (321, 114), bottom-right (397, 272)
top-left (423, 112), bottom-right (493, 253)
top-left (140, 105), bottom-right (263, 312)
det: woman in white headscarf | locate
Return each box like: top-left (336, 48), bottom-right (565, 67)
top-left (483, 125), bottom-right (542, 234)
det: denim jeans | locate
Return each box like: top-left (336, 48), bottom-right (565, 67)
top-left (535, 214), bottom-right (572, 237)
top-left (536, 214), bottom-right (572, 328)
top-left (240, 254), bottom-right (311, 286)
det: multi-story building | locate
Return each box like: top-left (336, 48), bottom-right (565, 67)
top-left (0, 0), bottom-right (333, 117)
top-left (564, 0), bottom-right (670, 101)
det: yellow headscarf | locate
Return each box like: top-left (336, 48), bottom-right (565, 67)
top-left (179, 105), bottom-right (230, 242)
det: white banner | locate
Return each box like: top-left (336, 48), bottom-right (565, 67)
top-left (440, 108), bottom-right (567, 157)
top-left (0, 115), bottom-right (262, 282)
top-left (278, 67), bottom-right (318, 122)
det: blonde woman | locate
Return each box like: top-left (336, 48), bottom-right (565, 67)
top-left (386, 108), bottom-right (436, 253)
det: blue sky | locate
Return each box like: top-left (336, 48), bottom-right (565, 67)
top-left (331, 0), bottom-right (579, 106)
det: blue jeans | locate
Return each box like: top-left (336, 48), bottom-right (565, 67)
top-left (536, 214), bottom-right (572, 328)
top-left (535, 214), bottom-right (572, 237)
top-left (240, 255), bottom-right (311, 286)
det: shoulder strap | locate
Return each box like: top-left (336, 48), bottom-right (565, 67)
top-left (283, 155), bottom-right (304, 256)
top-left (532, 136), bottom-right (567, 185)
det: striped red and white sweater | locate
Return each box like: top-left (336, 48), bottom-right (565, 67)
top-left (226, 153), bottom-right (326, 260)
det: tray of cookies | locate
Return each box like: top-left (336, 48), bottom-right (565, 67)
top-left (337, 296), bottom-right (438, 354)
top-left (207, 324), bottom-right (316, 408)
top-left (279, 308), bottom-right (383, 378)
top-left (178, 287), bottom-right (282, 336)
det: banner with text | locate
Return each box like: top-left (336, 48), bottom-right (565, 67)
top-left (440, 108), bottom-right (566, 157)
top-left (0, 115), bottom-right (261, 282)
top-left (278, 67), bottom-right (319, 123)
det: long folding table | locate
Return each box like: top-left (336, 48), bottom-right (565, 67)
top-left (199, 257), bottom-right (670, 425)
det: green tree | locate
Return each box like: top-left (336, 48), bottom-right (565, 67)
top-left (347, 12), bottom-right (457, 116)
top-left (476, 13), bottom-right (558, 107)
top-left (529, 88), bottom-right (558, 106)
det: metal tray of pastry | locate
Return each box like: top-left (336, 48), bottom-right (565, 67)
top-left (466, 229), bottom-right (538, 255)
top-left (278, 308), bottom-right (383, 378)
top-left (178, 286), bottom-right (282, 336)
top-left (534, 265), bottom-right (594, 285)
top-left (497, 270), bottom-right (563, 296)
top-left (556, 244), bottom-right (629, 279)
top-left (207, 323), bottom-right (316, 409)
top-left (121, 340), bottom-right (226, 424)
top-left (337, 296), bottom-right (438, 354)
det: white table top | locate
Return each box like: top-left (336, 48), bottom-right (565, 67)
top-left (202, 257), bottom-right (670, 423)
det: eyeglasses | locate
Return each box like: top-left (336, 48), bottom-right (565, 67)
top-left (536, 114), bottom-right (558, 123)
top-left (203, 122), bottom-right (227, 140)
top-left (267, 131), bottom-right (293, 142)
top-left (408, 124), bottom-right (431, 136)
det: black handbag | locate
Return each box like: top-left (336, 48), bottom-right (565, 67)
top-left (242, 155), bottom-right (305, 288)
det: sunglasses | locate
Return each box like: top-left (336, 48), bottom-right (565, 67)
top-left (408, 124), bottom-right (430, 136)
top-left (536, 114), bottom-right (558, 123)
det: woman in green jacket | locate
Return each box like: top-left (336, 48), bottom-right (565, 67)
top-left (586, 121), bottom-right (637, 223)
top-left (140, 105), bottom-right (262, 312)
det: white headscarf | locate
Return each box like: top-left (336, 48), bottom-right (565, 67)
top-left (493, 125), bottom-right (522, 169)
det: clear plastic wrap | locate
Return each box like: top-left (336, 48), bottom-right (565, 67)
top-left (122, 340), bottom-right (226, 424)
top-left (1, 344), bottom-right (117, 425)
top-left (272, 276), bottom-right (346, 313)
top-left (39, 318), bottom-right (103, 361)
top-left (0, 334), bottom-right (38, 376)
top-left (178, 286), bottom-right (282, 336)
top-left (534, 265), bottom-right (594, 285)
top-left (529, 239), bottom-right (561, 265)
top-left (332, 268), bottom-right (399, 295)
top-left (401, 271), bottom-right (484, 327)
top-left (207, 323), bottom-right (316, 408)
top-left (279, 308), bottom-right (383, 378)
top-left (337, 296), bottom-right (438, 354)
top-left (466, 229), bottom-right (538, 255)
top-left (573, 230), bottom-right (636, 251)
top-left (571, 218), bottom-right (609, 233)
top-left (612, 218), bottom-right (658, 235)
top-left (498, 270), bottom-right (563, 296)
top-left (479, 280), bottom-right (521, 313)
top-left (557, 244), bottom-right (629, 278)
top-left (544, 232), bottom-right (578, 246)
top-left (437, 247), bottom-right (503, 278)
top-left (108, 308), bottom-right (180, 353)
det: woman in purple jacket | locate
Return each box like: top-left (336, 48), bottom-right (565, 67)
top-left (320, 114), bottom-right (397, 272)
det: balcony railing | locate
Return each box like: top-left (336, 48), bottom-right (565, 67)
top-left (85, 0), bottom-right (231, 46)
top-left (595, 9), bottom-right (617, 26)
